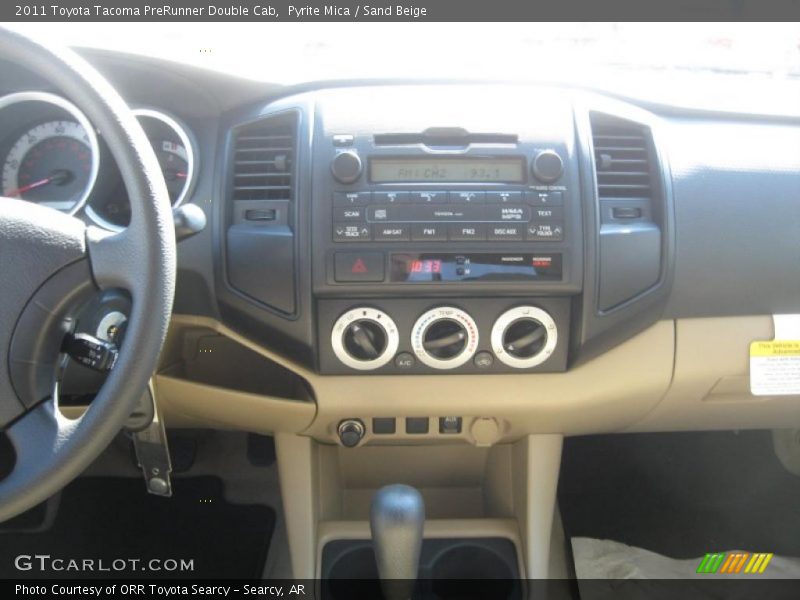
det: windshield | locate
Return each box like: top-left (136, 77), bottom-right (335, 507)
top-left (6, 22), bottom-right (800, 113)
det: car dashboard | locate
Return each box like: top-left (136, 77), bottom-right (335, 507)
top-left (2, 48), bottom-right (800, 447)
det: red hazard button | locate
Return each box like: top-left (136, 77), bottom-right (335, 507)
top-left (334, 252), bottom-right (385, 283)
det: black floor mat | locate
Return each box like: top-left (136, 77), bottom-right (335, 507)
top-left (558, 431), bottom-right (800, 559)
top-left (0, 476), bottom-right (275, 579)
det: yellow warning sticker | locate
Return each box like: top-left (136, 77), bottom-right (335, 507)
top-left (750, 340), bottom-right (800, 395)
top-left (750, 340), bottom-right (800, 357)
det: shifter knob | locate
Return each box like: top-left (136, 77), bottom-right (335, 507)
top-left (370, 484), bottom-right (425, 600)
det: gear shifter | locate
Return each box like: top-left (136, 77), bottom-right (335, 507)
top-left (370, 485), bottom-right (425, 600)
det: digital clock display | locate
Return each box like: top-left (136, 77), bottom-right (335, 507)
top-left (407, 259), bottom-right (442, 274)
top-left (391, 253), bottom-right (562, 283)
top-left (370, 157), bottom-right (525, 183)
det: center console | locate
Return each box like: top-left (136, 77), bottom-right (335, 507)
top-left (310, 86), bottom-right (583, 375)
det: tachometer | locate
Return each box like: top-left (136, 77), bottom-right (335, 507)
top-left (0, 91), bottom-right (100, 214)
top-left (2, 120), bottom-right (93, 211)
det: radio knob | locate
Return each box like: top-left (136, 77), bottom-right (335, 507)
top-left (331, 150), bottom-right (363, 184)
top-left (531, 150), bottom-right (563, 183)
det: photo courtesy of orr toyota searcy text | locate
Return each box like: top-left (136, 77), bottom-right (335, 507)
top-left (15, 585), bottom-right (299, 596)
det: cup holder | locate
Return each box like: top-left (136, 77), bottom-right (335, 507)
top-left (321, 537), bottom-right (520, 600)
top-left (322, 542), bottom-right (382, 600)
top-left (430, 544), bottom-right (518, 600)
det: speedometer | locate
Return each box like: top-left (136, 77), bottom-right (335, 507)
top-left (2, 120), bottom-right (94, 211)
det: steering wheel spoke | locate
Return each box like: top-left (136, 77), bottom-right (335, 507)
top-left (87, 226), bottom-right (145, 291)
top-left (1, 401), bottom-right (76, 510)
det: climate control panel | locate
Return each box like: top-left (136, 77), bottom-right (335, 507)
top-left (317, 297), bottom-right (569, 375)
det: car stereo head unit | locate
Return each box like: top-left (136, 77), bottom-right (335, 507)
top-left (311, 97), bottom-right (581, 295)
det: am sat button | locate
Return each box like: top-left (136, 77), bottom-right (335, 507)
top-left (374, 224), bottom-right (410, 241)
top-left (334, 252), bottom-right (385, 282)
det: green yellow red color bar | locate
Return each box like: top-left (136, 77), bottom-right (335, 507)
top-left (697, 552), bottom-right (773, 574)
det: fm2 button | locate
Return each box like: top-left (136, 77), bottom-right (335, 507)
top-left (334, 252), bottom-right (385, 282)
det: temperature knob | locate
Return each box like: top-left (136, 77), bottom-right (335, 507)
top-left (331, 150), bottom-right (363, 184)
top-left (411, 307), bottom-right (479, 370)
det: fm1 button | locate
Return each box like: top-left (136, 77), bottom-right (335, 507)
top-left (474, 351), bottom-right (494, 369)
top-left (334, 252), bottom-right (385, 282)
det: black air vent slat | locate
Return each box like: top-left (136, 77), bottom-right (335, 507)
top-left (230, 114), bottom-right (296, 202)
top-left (590, 114), bottom-right (654, 200)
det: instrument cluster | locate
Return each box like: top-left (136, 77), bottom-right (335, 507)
top-left (0, 91), bottom-right (197, 229)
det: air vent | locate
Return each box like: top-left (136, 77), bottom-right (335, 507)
top-left (231, 113), bottom-right (296, 201)
top-left (590, 114), bottom-right (653, 199)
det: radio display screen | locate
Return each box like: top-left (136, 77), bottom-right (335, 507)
top-left (390, 253), bottom-right (562, 283)
top-left (370, 157), bottom-right (525, 183)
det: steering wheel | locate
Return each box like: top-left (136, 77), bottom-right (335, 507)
top-left (0, 28), bottom-right (175, 521)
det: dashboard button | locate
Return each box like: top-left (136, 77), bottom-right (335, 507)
top-left (449, 224), bottom-right (486, 241)
top-left (409, 191), bottom-right (448, 204)
top-left (333, 206), bottom-right (367, 221)
top-left (526, 223), bottom-right (564, 242)
top-left (394, 352), bottom-right (416, 369)
top-left (332, 134), bottom-right (355, 147)
top-left (406, 417), bottom-right (429, 434)
top-left (439, 416), bottom-right (463, 434)
top-left (449, 191), bottom-right (485, 203)
top-left (374, 224), bottom-right (410, 241)
top-left (334, 251), bottom-right (385, 282)
top-left (526, 190), bottom-right (563, 206)
top-left (334, 191), bottom-right (371, 206)
top-left (373, 418), bottom-right (397, 434)
top-left (486, 191), bottom-right (522, 204)
top-left (373, 191), bottom-right (409, 204)
top-left (485, 205), bottom-right (530, 222)
top-left (333, 223), bottom-right (372, 242)
top-left (532, 206), bottom-right (564, 220)
top-left (411, 223), bottom-right (447, 241)
top-left (487, 225), bottom-right (523, 241)
top-left (474, 352), bottom-right (495, 369)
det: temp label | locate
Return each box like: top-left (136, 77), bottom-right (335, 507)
top-left (749, 340), bottom-right (800, 396)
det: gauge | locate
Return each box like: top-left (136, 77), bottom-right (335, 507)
top-left (0, 91), bottom-right (99, 214)
top-left (156, 139), bottom-right (190, 203)
top-left (2, 120), bottom-right (93, 210)
top-left (85, 108), bottom-right (196, 231)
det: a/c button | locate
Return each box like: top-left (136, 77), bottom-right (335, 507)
top-left (334, 252), bottom-right (385, 282)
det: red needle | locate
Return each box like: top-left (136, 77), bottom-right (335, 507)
top-left (7, 176), bottom-right (54, 197)
top-left (176, 172), bottom-right (187, 179)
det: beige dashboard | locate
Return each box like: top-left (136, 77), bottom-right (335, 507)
top-left (63, 313), bottom-right (798, 444)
